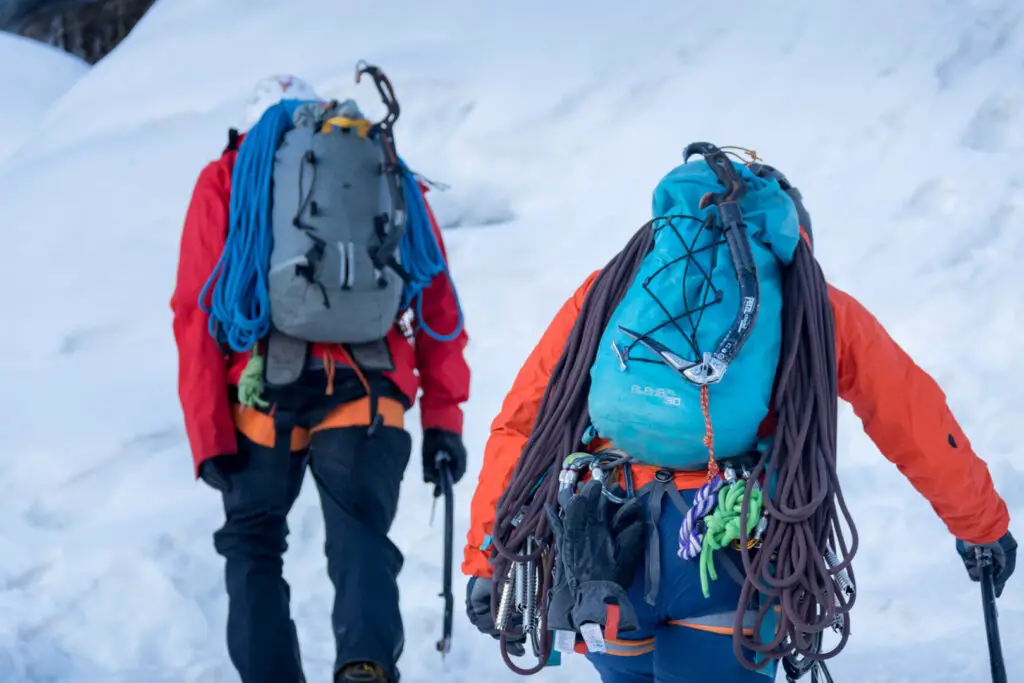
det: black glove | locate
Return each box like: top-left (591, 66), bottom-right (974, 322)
top-left (957, 531), bottom-right (1017, 597)
top-left (545, 480), bottom-right (646, 633)
top-left (198, 454), bottom-right (243, 493)
top-left (422, 429), bottom-right (467, 492)
top-left (465, 576), bottom-right (525, 656)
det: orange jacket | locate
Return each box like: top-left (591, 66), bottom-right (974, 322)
top-left (462, 271), bottom-right (1010, 578)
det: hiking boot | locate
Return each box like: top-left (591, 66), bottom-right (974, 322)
top-left (337, 662), bottom-right (389, 683)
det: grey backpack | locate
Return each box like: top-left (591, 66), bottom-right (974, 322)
top-left (264, 99), bottom-right (408, 386)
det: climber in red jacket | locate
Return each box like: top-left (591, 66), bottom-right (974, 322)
top-left (170, 74), bottom-right (469, 683)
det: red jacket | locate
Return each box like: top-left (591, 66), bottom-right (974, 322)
top-left (171, 145), bottom-right (470, 475)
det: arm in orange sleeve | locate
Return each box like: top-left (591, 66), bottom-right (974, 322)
top-left (462, 271), bottom-right (601, 578)
top-left (830, 284), bottom-right (1010, 544)
top-left (170, 160), bottom-right (238, 476)
top-left (413, 187), bottom-right (470, 434)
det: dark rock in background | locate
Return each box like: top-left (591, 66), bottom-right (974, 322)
top-left (0, 0), bottom-right (156, 64)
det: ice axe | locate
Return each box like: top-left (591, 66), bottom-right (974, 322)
top-left (976, 547), bottom-right (1007, 683)
top-left (431, 450), bottom-right (455, 657)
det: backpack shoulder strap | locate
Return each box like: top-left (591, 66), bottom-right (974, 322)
top-left (223, 128), bottom-right (241, 155)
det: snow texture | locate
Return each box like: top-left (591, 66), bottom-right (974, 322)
top-left (0, 0), bottom-right (1022, 681)
top-left (0, 30), bottom-right (87, 163)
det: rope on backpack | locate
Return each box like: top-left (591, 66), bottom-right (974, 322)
top-left (397, 159), bottom-right (465, 342)
top-left (488, 223), bottom-right (655, 673)
top-left (732, 237), bottom-right (858, 671)
top-left (199, 101), bottom-right (307, 352)
top-left (199, 107), bottom-right (465, 350)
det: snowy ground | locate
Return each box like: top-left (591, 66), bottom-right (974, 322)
top-left (0, 0), bottom-right (1022, 681)
top-left (0, 31), bottom-right (87, 164)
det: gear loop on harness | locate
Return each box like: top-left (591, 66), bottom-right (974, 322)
top-left (556, 449), bottom-right (637, 509)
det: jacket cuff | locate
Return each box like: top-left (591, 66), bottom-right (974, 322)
top-left (421, 404), bottom-right (463, 435)
top-left (462, 545), bottom-right (493, 579)
top-left (192, 430), bottom-right (239, 478)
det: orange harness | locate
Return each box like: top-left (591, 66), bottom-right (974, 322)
top-left (231, 396), bottom-right (405, 452)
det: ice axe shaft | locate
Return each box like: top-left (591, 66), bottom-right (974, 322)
top-left (977, 547), bottom-right (1006, 683)
top-left (434, 451), bottom-right (455, 656)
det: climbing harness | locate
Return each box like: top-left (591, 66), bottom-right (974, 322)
top-left (556, 450), bottom-right (635, 508)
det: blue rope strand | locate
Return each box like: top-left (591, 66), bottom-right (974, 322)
top-left (199, 100), bottom-right (307, 352)
top-left (198, 105), bottom-right (463, 350)
top-left (398, 158), bottom-right (464, 342)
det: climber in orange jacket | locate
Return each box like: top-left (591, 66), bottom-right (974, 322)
top-left (462, 155), bottom-right (1014, 683)
top-left (465, 276), bottom-right (1011, 574)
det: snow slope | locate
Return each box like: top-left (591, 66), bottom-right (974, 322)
top-left (0, 30), bottom-right (87, 163)
top-left (0, 0), bottom-right (1022, 681)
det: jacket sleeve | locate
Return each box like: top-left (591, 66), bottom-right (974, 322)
top-left (462, 271), bottom-right (600, 578)
top-left (413, 187), bottom-right (470, 435)
top-left (170, 160), bottom-right (238, 476)
top-left (830, 284), bottom-right (1010, 544)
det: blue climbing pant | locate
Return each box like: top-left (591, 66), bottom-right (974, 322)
top-left (585, 488), bottom-right (771, 683)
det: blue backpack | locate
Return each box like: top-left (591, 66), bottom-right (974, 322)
top-left (587, 145), bottom-right (802, 470)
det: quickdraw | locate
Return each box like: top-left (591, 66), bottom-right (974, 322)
top-left (557, 449), bottom-right (636, 508)
top-left (494, 523), bottom-right (549, 672)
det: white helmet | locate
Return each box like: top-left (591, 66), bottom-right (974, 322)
top-left (242, 74), bottom-right (322, 129)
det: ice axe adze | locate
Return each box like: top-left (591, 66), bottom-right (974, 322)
top-left (977, 547), bottom-right (1007, 683)
top-left (431, 450), bottom-right (455, 657)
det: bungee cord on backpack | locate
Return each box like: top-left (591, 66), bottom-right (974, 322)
top-left (487, 143), bottom-right (858, 678)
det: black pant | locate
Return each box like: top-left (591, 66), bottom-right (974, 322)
top-left (212, 425), bottom-right (412, 683)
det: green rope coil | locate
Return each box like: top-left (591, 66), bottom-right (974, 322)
top-left (699, 479), bottom-right (763, 598)
top-left (238, 351), bottom-right (270, 409)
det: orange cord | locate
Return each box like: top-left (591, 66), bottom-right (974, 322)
top-left (701, 384), bottom-right (720, 480)
top-left (324, 352), bottom-right (336, 396)
top-left (336, 345), bottom-right (372, 395)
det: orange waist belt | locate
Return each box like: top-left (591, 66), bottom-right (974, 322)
top-left (232, 397), bottom-right (405, 451)
top-left (588, 437), bottom-right (709, 491)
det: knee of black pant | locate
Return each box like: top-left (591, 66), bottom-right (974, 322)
top-left (214, 508), bottom-right (290, 560)
top-left (310, 427), bottom-right (411, 536)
